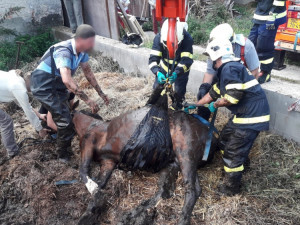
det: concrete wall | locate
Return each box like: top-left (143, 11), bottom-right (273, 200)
top-left (234, 0), bottom-right (254, 5)
top-left (52, 26), bottom-right (300, 143)
top-left (0, 0), bottom-right (63, 41)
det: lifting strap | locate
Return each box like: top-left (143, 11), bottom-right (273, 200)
top-left (240, 37), bottom-right (248, 68)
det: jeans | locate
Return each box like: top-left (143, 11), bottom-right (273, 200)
top-left (0, 109), bottom-right (19, 156)
top-left (63, 0), bottom-right (84, 31)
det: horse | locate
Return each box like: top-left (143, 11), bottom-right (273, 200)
top-left (72, 88), bottom-right (216, 225)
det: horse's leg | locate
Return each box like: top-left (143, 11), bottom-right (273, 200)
top-left (118, 162), bottom-right (179, 225)
top-left (79, 139), bottom-right (99, 195)
top-left (79, 159), bottom-right (116, 225)
top-left (177, 155), bottom-right (201, 225)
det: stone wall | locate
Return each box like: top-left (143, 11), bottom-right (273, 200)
top-left (0, 0), bottom-right (63, 41)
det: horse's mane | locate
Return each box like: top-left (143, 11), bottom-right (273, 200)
top-left (80, 110), bottom-right (103, 120)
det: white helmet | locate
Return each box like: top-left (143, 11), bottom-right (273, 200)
top-left (160, 18), bottom-right (185, 46)
top-left (205, 38), bottom-right (236, 62)
top-left (209, 23), bottom-right (235, 43)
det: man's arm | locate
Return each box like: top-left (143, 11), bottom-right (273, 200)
top-left (80, 62), bottom-right (109, 105)
top-left (250, 68), bottom-right (259, 79)
top-left (60, 67), bottom-right (100, 113)
top-left (13, 89), bottom-right (49, 138)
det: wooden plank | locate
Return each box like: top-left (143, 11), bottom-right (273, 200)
top-left (107, 0), bottom-right (120, 40)
top-left (128, 0), bottom-right (150, 18)
top-left (82, 0), bottom-right (110, 38)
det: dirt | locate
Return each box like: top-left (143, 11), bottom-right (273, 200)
top-left (0, 55), bottom-right (300, 225)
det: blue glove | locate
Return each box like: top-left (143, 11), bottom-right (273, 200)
top-left (266, 13), bottom-right (276, 30)
top-left (169, 72), bottom-right (178, 84)
top-left (157, 72), bottom-right (166, 84)
top-left (184, 105), bottom-right (196, 114)
top-left (208, 102), bottom-right (216, 113)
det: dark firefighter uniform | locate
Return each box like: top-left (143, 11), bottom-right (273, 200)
top-left (249, 0), bottom-right (287, 83)
top-left (149, 30), bottom-right (194, 107)
top-left (209, 61), bottom-right (270, 194)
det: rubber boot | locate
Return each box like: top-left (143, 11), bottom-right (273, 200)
top-left (218, 171), bottom-right (242, 196)
top-left (57, 139), bottom-right (73, 163)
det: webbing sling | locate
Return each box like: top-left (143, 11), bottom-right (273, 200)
top-left (240, 37), bottom-right (248, 68)
top-left (192, 110), bottom-right (219, 161)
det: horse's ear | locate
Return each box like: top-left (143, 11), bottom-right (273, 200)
top-left (72, 100), bottom-right (80, 110)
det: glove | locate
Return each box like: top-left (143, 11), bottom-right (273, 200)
top-left (157, 72), bottom-right (167, 84)
top-left (169, 72), bottom-right (178, 84)
top-left (266, 12), bottom-right (277, 30)
top-left (197, 83), bottom-right (212, 100)
top-left (184, 105), bottom-right (196, 114)
top-left (208, 102), bottom-right (216, 113)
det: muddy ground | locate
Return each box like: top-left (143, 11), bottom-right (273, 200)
top-left (0, 55), bottom-right (300, 225)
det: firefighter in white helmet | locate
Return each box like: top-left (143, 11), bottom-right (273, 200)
top-left (148, 19), bottom-right (193, 109)
top-left (197, 23), bottom-right (260, 120)
top-left (195, 38), bottom-right (270, 196)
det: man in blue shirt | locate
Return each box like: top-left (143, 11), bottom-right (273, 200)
top-left (31, 24), bottom-right (109, 162)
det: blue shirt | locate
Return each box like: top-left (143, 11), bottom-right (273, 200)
top-left (37, 39), bottom-right (89, 76)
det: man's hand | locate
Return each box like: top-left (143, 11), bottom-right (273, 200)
top-left (169, 72), bottom-right (177, 84)
top-left (87, 99), bottom-right (100, 113)
top-left (101, 94), bottom-right (109, 105)
top-left (157, 72), bottom-right (167, 84)
top-left (38, 128), bottom-right (50, 138)
top-left (208, 102), bottom-right (217, 113)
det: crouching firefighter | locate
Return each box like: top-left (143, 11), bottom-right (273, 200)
top-left (197, 23), bottom-right (260, 121)
top-left (30, 24), bottom-right (109, 162)
top-left (249, 0), bottom-right (287, 83)
top-left (197, 39), bottom-right (270, 196)
top-left (149, 19), bottom-right (193, 109)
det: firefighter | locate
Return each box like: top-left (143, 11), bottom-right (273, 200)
top-left (30, 24), bottom-right (109, 162)
top-left (149, 19), bottom-right (193, 109)
top-left (249, 0), bottom-right (287, 84)
top-left (196, 38), bottom-right (270, 196)
top-left (197, 23), bottom-right (260, 121)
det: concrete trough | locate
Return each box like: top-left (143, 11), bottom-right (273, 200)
top-left (52, 26), bottom-right (300, 143)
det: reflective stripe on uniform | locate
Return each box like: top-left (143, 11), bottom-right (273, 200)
top-left (260, 57), bottom-right (274, 64)
top-left (177, 63), bottom-right (189, 73)
top-left (181, 52), bottom-right (193, 59)
top-left (150, 50), bottom-right (162, 57)
top-left (160, 60), bottom-right (168, 72)
top-left (273, 0), bottom-right (285, 6)
top-left (224, 165), bottom-right (244, 173)
top-left (213, 84), bottom-right (220, 95)
top-left (220, 150), bottom-right (224, 155)
top-left (164, 58), bottom-right (178, 64)
top-left (224, 94), bottom-right (239, 104)
top-left (253, 10), bottom-right (287, 21)
top-left (225, 79), bottom-right (259, 90)
top-left (149, 62), bottom-right (158, 69)
top-left (232, 115), bottom-right (270, 124)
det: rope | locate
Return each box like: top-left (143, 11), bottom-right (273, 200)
top-left (18, 137), bottom-right (56, 150)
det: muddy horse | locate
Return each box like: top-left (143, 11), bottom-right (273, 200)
top-left (73, 88), bottom-right (216, 225)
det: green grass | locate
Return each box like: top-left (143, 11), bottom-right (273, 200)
top-left (188, 3), bottom-right (255, 45)
top-left (0, 30), bottom-right (56, 71)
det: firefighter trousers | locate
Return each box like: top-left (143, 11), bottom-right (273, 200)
top-left (248, 23), bottom-right (279, 75)
top-left (218, 120), bottom-right (259, 173)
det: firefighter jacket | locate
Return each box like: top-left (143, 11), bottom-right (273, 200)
top-left (253, 0), bottom-right (287, 24)
top-left (209, 61), bottom-right (270, 131)
top-left (148, 30), bottom-right (194, 76)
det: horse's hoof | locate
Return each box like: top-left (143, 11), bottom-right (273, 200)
top-left (118, 206), bottom-right (156, 225)
top-left (78, 211), bottom-right (97, 225)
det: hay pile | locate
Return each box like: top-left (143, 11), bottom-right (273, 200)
top-left (0, 54), bottom-right (299, 224)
